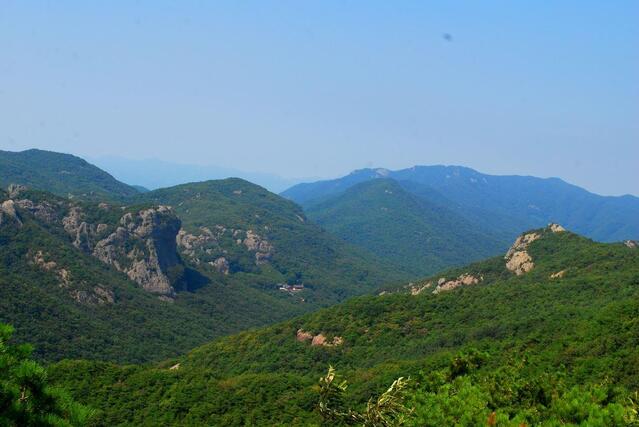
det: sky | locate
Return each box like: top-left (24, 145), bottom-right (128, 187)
top-left (1, 1), bottom-right (638, 196)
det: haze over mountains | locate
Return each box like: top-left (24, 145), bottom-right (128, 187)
top-left (0, 149), bottom-right (403, 362)
top-left (2, 148), bottom-right (639, 425)
top-left (90, 156), bottom-right (314, 193)
top-left (283, 166), bottom-right (639, 243)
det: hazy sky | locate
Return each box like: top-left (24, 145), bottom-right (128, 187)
top-left (1, 1), bottom-right (637, 195)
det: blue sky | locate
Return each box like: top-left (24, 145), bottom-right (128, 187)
top-left (1, 1), bottom-right (637, 195)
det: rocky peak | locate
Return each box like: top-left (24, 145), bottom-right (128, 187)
top-left (505, 224), bottom-right (566, 275)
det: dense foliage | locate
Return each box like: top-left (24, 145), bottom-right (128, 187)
top-left (1, 179), bottom-right (401, 364)
top-left (282, 165), bottom-right (639, 242)
top-left (48, 231), bottom-right (639, 425)
top-left (135, 178), bottom-right (406, 306)
top-left (0, 189), bottom-right (313, 363)
top-left (0, 149), bottom-right (139, 200)
top-left (306, 178), bottom-right (507, 276)
top-left (0, 323), bottom-right (93, 426)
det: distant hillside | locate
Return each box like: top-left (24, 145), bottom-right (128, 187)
top-left (282, 166), bottom-right (639, 242)
top-left (306, 178), bottom-right (507, 276)
top-left (135, 178), bottom-right (405, 305)
top-left (0, 149), bottom-right (139, 200)
top-left (49, 227), bottom-right (639, 425)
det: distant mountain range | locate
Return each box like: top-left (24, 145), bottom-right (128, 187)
top-left (303, 178), bottom-right (506, 276)
top-left (89, 155), bottom-right (315, 193)
top-left (282, 166), bottom-right (639, 244)
top-left (3, 149), bottom-right (639, 425)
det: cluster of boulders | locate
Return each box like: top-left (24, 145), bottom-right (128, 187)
top-left (176, 225), bottom-right (274, 273)
top-left (296, 329), bottom-right (344, 347)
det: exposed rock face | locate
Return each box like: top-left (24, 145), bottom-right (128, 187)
top-left (21, 200), bottom-right (185, 296)
top-left (243, 230), bottom-right (273, 264)
top-left (433, 273), bottom-right (483, 294)
top-left (296, 329), bottom-right (314, 342)
top-left (14, 199), bottom-right (58, 223)
top-left (93, 206), bottom-right (182, 296)
top-left (6, 191), bottom-right (183, 298)
top-left (29, 250), bottom-right (114, 305)
top-left (625, 240), bottom-right (638, 249)
top-left (0, 200), bottom-right (22, 227)
top-left (210, 257), bottom-right (229, 275)
top-left (409, 282), bottom-right (432, 295)
top-left (62, 207), bottom-right (96, 252)
top-left (506, 251), bottom-right (535, 275)
top-left (7, 184), bottom-right (28, 198)
top-left (550, 270), bottom-right (566, 279)
top-left (296, 329), bottom-right (344, 347)
top-left (31, 250), bottom-right (58, 271)
top-left (177, 227), bottom-right (216, 253)
top-left (505, 224), bottom-right (567, 275)
top-left (505, 231), bottom-right (540, 275)
top-left (70, 286), bottom-right (115, 305)
top-left (176, 225), bottom-right (274, 270)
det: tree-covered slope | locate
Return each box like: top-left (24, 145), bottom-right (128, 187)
top-left (0, 187), bottom-right (312, 363)
top-left (306, 178), bottom-right (507, 276)
top-left (135, 178), bottom-right (406, 305)
top-left (49, 227), bottom-right (639, 425)
top-left (282, 166), bottom-right (639, 242)
top-left (0, 149), bottom-right (139, 200)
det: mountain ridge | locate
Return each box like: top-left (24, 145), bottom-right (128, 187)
top-left (305, 178), bottom-right (507, 276)
top-left (47, 226), bottom-right (639, 425)
top-left (282, 165), bottom-right (639, 242)
top-left (0, 149), bottom-right (140, 200)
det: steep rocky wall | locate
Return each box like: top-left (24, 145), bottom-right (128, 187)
top-left (91, 206), bottom-right (182, 296)
top-left (4, 185), bottom-right (184, 297)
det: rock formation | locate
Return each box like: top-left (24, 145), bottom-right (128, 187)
top-left (433, 273), bottom-right (483, 294)
top-left (505, 224), bottom-right (566, 275)
top-left (176, 225), bottom-right (274, 271)
top-left (296, 329), bottom-right (344, 347)
top-left (0, 199), bottom-right (22, 227)
top-left (92, 206), bottom-right (182, 296)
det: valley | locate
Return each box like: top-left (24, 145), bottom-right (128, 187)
top-left (1, 149), bottom-right (638, 425)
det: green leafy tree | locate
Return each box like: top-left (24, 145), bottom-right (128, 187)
top-left (0, 323), bottom-right (93, 426)
top-left (318, 366), bottom-right (411, 426)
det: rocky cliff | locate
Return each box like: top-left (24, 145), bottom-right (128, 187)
top-left (4, 185), bottom-right (184, 297)
top-left (89, 206), bottom-right (182, 296)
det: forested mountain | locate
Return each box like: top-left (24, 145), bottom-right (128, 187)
top-left (0, 165), bottom-right (404, 363)
top-left (306, 178), bottom-right (506, 276)
top-left (283, 165), bottom-right (639, 243)
top-left (48, 227), bottom-right (639, 425)
top-left (0, 149), bottom-right (140, 200)
top-left (0, 186), bottom-right (314, 363)
top-left (135, 178), bottom-right (405, 305)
